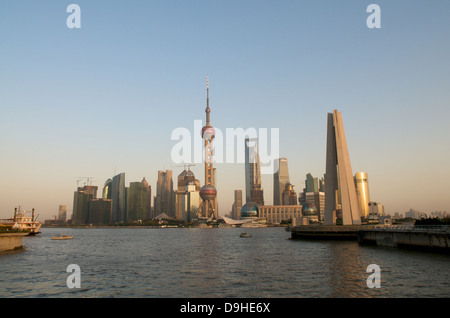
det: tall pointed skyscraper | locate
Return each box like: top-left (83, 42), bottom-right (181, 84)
top-left (273, 157), bottom-right (290, 206)
top-left (199, 75), bottom-right (218, 219)
top-left (324, 110), bottom-right (361, 225)
top-left (245, 137), bottom-right (264, 205)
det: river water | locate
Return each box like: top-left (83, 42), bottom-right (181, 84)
top-left (0, 227), bottom-right (449, 298)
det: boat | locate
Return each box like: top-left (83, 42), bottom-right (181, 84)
top-left (0, 207), bottom-right (42, 235)
top-left (240, 232), bottom-right (251, 238)
top-left (51, 233), bottom-right (73, 240)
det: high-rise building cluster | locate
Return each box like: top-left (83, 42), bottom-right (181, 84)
top-left (298, 173), bottom-right (325, 221)
top-left (72, 176), bottom-right (152, 225)
top-left (71, 76), bottom-right (217, 226)
top-left (232, 143), bottom-right (306, 224)
top-left (229, 109), bottom-right (388, 225)
top-left (69, 77), bottom-right (385, 226)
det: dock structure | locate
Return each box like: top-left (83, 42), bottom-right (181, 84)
top-left (291, 225), bottom-right (363, 240)
top-left (358, 225), bottom-right (450, 252)
top-left (291, 225), bottom-right (450, 253)
top-left (0, 232), bottom-right (28, 252)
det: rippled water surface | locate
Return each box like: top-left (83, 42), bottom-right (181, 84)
top-left (1, 227), bottom-right (449, 297)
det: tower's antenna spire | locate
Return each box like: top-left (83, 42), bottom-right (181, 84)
top-left (206, 74), bottom-right (210, 125)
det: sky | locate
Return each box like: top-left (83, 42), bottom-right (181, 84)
top-left (1, 0), bottom-right (449, 220)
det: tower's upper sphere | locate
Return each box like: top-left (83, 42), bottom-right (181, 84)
top-left (201, 125), bottom-right (215, 140)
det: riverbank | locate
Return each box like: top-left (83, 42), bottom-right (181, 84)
top-left (42, 224), bottom-right (287, 229)
top-left (43, 224), bottom-right (179, 229)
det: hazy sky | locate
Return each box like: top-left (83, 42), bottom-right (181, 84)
top-left (1, 0), bottom-right (449, 220)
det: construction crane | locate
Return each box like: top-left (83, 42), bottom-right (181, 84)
top-left (172, 164), bottom-right (196, 171)
top-left (75, 177), bottom-right (94, 188)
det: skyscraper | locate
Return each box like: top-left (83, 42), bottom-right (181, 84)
top-left (154, 170), bottom-right (174, 217)
top-left (72, 185), bottom-right (98, 225)
top-left (72, 190), bottom-right (92, 225)
top-left (299, 173), bottom-right (326, 221)
top-left (127, 178), bottom-right (152, 222)
top-left (182, 177), bottom-right (201, 222)
top-left (176, 168), bottom-right (200, 220)
top-left (231, 190), bottom-right (243, 220)
top-left (111, 172), bottom-right (126, 223)
top-left (89, 199), bottom-right (112, 225)
top-left (282, 183), bottom-right (298, 205)
top-left (354, 172), bottom-right (370, 219)
top-left (245, 137), bottom-right (264, 205)
top-left (77, 185), bottom-right (98, 199)
top-left (305, 173), bottom-right (319, 193)
top-left (274, 157), bottom-right (290, 206)
top-left (176, 169), bottom-right (189, 219)
top-left (58, 205), bottom-right (67, 222)
top-left (324, 110), bottom-right (361, 225)
top-left (199, 75), bottom-right (218, 219)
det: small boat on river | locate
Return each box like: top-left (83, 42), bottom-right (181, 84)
top-left (240, 232), bottom-right (251, 238)
top-left (51, 233), bottom-right (73, 240)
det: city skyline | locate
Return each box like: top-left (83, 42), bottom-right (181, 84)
top-left (1, 1), bottom-right (450, 220)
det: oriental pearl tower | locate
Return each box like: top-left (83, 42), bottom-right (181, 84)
top-left (199, 75), bottom-right (218, 219)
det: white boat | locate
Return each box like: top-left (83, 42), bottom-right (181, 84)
top-left (0, 207), bottom-right (41, 235)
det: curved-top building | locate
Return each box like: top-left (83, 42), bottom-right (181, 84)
top-left (103, 178), bottom-right (112, 199)
top-left (354, 172), bottom-right (370, 219)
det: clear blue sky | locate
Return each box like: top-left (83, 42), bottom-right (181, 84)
top-left (1, 0), bottom-right (449, 219)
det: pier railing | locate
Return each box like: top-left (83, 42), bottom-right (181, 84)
top-left (364, 224), bottom-right (450, 233)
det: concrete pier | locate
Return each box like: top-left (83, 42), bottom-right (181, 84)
top-left (291, 225), bottom-right (363, 240)
top-left (358, 226), bottom-right (450, 252)
top-left (0, 233), bottom-right (28, 252)
top-left (291, 224), bottom-right (450, 253)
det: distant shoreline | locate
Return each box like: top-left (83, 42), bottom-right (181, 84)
top-left (43, 225), bottom-right (175, 229)
top-left (41, 224), bottom-right (286, 229)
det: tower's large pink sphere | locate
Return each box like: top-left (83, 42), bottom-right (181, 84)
top-left (200, 184), bottom-right (217, 201)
